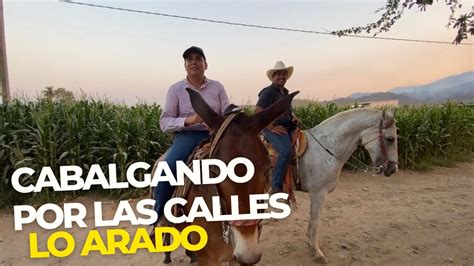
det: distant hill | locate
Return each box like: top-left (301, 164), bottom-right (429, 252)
top-left (352, 92), bottom-right (419, 104)
top-left (350, 92), bottom-right (372, 99)
top-left (389, 71), bottom-right (474, 102)
top-left (319, 71), bottom-right (474, 106)
top-left (322, 92), bottom-right (419, 105)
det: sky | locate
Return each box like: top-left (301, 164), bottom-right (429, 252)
top-left (4, 0), bottom-right (474, 106)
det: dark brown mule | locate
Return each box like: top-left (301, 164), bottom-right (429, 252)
top-left (157, 88), bottom-right (298, 266)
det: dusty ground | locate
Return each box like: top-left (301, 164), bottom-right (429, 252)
top-left (1, 161), bottom-right (473, 265)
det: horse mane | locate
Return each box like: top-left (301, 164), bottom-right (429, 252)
top-left (315, 108), bottom-right (382, 130)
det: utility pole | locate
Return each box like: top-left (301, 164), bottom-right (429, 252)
top-left (0, 0), bottom-right (10, 104)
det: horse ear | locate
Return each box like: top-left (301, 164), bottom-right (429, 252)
top-left (186, 88), bottom-right (224, 132)
top-left (386, 109), bottom-right (395, 118)
top-left (381, 108), bottom-right (395, 128)
top-left (248, 91), bottom-right (299, 133)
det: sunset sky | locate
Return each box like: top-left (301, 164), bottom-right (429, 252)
top-left (5, 0), bottom-right (473, 105)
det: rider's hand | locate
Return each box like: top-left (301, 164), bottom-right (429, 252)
top-left (270, 125), bottom-right (287, 136)
top-left (185, 114), bottom-right (203, 126)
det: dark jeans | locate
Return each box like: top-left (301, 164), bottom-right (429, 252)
top-left (262, 128), bottom-right (293, 191)
top-left (153, 130), bottom-right (209, 221)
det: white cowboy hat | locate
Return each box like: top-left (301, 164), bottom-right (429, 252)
top-left (266, 61), bottom-right (294, 81)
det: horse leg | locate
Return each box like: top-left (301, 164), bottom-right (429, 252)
top-left (185, 245), bottom-right (198, 263)
top-left (307, 189), bottom-right (329, 264)
top-left (147, 223), bottom-right (173, 263)
top-left (185, 249), bottom-right (197, 263)
top-left (182, 230), bottom-right (198, 263)
top-left (163, 232), bottom-right (172, 264)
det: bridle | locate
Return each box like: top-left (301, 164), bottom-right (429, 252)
top-left (221, 206), bottom-right (263, 246)
top-left (362, 118), bottom-right (399, 169)
top-left (208, 111), bottom-right (263, 245)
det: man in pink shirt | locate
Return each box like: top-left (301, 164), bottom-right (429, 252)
top-left (154, 46), bottom-right (230, 223)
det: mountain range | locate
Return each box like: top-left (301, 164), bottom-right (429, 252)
top-left (331, 71), bottom-right (474, 105)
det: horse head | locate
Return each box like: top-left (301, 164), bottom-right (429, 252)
top-left (361, 109), bottom-right (398, 177)
top-left (186, 88), bottom-right (298, 265)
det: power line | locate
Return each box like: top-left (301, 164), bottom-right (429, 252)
top-left (60, 0), bottom-right (473, 46)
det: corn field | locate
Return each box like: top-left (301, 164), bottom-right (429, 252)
top-left (0, 100), bottom-right (171, 207)
top-left (1, 100), bottom-right (473, 207)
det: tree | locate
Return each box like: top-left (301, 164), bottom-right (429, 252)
top-left (41, 87), bottom-right (75, 102)
top-left (333, 0), bottom-right (473, 44)
top-left (42, 86), bottom-right (55, 100)
top-left (54, 87), bottom-right (75, 102)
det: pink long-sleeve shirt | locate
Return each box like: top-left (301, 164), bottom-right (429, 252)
top-left (159, 78), bottom-right (230, 133)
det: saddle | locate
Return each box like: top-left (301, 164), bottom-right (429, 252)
top-left (172, 140), bottom-right (214, 223)
top-left (261, 127), bottom-right (308, 205)
top-left (150, 137), bottom-right (217, 226)
top-left (150, 110), bottom-right (241, 226)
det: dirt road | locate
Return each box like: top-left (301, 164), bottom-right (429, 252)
top-left (1, 161), bottom-right (473, 265)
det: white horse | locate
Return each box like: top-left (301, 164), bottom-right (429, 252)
top-left (299, 108), bottom-right (398, 263)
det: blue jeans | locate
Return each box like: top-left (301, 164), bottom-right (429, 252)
top-left (262, 128), bottom-right (293, 191)
top-left (153, 130), bottom-right (209, 221)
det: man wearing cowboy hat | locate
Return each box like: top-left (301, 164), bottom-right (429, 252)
top-left (255, 61), bottom-right (299, 194)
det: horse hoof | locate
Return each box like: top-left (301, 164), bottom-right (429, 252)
top-left (163, 254), bottom-right (172, 264)
top-left (186, 250), bottom-right (198, 263)
top-left (314, 255), bottom-right (328, 264)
